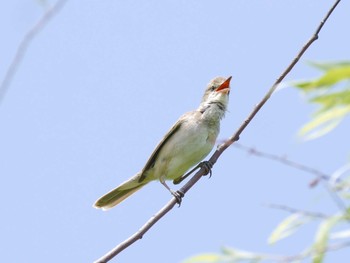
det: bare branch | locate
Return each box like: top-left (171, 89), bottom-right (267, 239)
top-left (276, 241), bottom-right (350, 262)
top-left (218, 241), bottom-right (350, 263)
top-left (233, 143), bottom-right (330, 186)
top-left (234, 143), bottom-right (349, 215)
top-left (95, 0), bottom-right (342, 262)
top-left (266, 203), bottom-right (330, 219)
top-left (0, 0), bottom-right (68, 105)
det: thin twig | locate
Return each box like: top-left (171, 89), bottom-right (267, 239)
top-left (0, 0), bottom-right (68, 105)
top-left (233, 143), bottom-right (349, 214)
top-left (278, 241), bottom-right (350, 262)
top-left (221, 241), bottom-right (350, 263)
top-left (324, 183), bottom-right (349, 214)
top-left (95, 1), bottom-right (342, 262)
top-left (266, 203), bottom-right (329, 219)
top-left (233, 143), bottom-right (330, 186)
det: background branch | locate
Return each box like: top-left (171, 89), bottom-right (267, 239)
top-left (217, 241), bottom-right (350, 263)
top-left (233, 143), bottom-right (330, 186)
top-left (0, 0), bottom-right (68, 105)
top-left (95, 0), bottom-right (342, 262)
top-left (233, 142), bottom-right (348, 215)
top-left (265, 203), bottom-right (330, 219)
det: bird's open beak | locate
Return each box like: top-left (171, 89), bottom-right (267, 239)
top-left (216, 76), bottom-right (232, 93)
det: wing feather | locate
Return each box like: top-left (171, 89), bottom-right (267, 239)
top-left (138, 117), bottom-right (185, 182)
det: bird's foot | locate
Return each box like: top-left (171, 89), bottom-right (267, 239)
top-left (200, 161), bottom-right (213, 178)
top-left (161, 178), bottom-right (185, 206)
top-left (173, 160), bottom-right (214, 185)
top-left (171, 190), bottom-right (185, 206)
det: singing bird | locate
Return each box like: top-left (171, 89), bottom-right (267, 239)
top-left (94, 76), bottom-right (231, 210)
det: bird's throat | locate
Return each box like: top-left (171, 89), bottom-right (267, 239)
top-left (198, 101), bottom-right (226, 122)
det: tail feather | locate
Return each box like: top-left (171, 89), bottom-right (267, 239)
top-left (94, 173), bottom-right (147, 210)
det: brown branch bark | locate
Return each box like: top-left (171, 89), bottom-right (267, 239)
top-left (95, 0), bottom-right (342, 262)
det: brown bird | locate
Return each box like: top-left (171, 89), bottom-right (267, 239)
top-left (94, 76), bottom-right (231, 210)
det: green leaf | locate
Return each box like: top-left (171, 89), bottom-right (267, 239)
top-left (183, 248), bottom-right (266, 263)
top-left (307, 61), bottom-right (350, 71)
top-left (293, 61), bottom-right (350, 139)
top-left (315, 66), bottom-right (350, 87)
top-left (311, 89), bottom-right (350, 111)
top-left (347, 207), bottom-right (350, 218)
top-left (312, 214), bottom-right (344, 263)
top-left (182, 253), bottom-right (222, 263)
top-left (340, 192), bottom-right (350, 199)
top-left (330, 229), bottom-right (350, 239)
top-left (222, 247), bottom-right (261, 260)
top-left (299, 106), bottom-right (350, 140)
top-left (268, 213), bottom-right (310, 244)
top-left (222, 247), bottom-right (263, 261)
top-left (294, 65), bottom-right (350, 91)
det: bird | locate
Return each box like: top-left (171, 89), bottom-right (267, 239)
top-left (94, 76), bottom-right (231, 210)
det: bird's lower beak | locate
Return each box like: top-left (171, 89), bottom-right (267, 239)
top-left (216, 76), bottom-right (232, 93)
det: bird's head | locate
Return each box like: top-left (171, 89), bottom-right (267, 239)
top-left (201, 76), bottom-right (231, 108)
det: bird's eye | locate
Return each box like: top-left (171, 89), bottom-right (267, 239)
top-left (210, 86), bottom-right (216, 91)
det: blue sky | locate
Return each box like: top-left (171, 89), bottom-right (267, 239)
top-left (1, 1), bottom-right (349, 262)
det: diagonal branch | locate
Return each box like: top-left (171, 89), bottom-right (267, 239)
top-left (94, 0), bottom-right (342, 262)
top-left (0, 0), bottom-right (68, 105)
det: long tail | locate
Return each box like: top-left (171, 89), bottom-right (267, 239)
top-left (94, 173), bottom-right (147, 210)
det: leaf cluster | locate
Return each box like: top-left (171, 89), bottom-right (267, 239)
top-left (293, 61), bottom-right (350, 140)
top-left (183, 208), bottom-right (350, 263)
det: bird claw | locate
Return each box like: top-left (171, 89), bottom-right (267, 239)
top-left (200, 161), bottom-right (213, 178)
top-left (172, 190), bottom-right (185, 206)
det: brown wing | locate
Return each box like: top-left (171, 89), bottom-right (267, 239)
top-left (137, 117), bottom-right (185, 183)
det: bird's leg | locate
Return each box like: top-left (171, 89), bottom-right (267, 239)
top-left (173, 160), bottom-right (213, 185)
top-left (160, 176), bottom-right (184, 206)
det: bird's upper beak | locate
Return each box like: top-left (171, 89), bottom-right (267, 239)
top-left (215, 76), bottom-right (232, 93)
